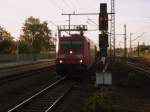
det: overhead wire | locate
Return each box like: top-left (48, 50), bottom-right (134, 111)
top-left (50, 0), bottom-right (99, 36)
top-left (131, 32), bottom-right (146, 42)
top-left (51, 0), bottom-right (64, 12)
top-left (87, 18), bottom-right (98, 26)
top-left (68, 0), bottom-right (78, 12)
top-left (87, 21), bottom-right (98, 28)
top-left (62, 0), bottom-right (73, 11)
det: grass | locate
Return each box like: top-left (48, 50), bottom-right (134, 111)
top-left (81, 90), bottom-right (112, 112)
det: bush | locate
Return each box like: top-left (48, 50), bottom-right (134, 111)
top-left (81, 91), bottom-right (112, 112)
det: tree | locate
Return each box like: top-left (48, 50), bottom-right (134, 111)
top-left (0, 26), bottom-right (14, 54)
top-left (18, 40), bottom-right (31, 53)
top-left (137, 44), bottom-right (146, 52)
top-left (19, 16), bottom-right (52, 53)
top-left (0, 26), bottom-right (12, 40)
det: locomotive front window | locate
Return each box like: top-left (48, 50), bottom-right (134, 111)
top-left (72, 41), bottom-right (83, 48)
top-left (60, 40), bottom-right (83, 48)
top-left (60, 41), bottom-right (71, 48)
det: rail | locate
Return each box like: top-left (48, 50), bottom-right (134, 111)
top-left (7, 77), bottom-right (72, 112)
top-left (0, 59), bottom-right (55, 70)
top-left (0, 60), bottom-right (56, 85)
top-left (127, 62), bottom-right (150, 77)
top-left (0, 59), bottom-right (55, 79)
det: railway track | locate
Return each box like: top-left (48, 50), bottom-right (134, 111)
top-left (0, 60), bottom-right (55, 85)
top-left (7, 77), bottom-right (74, 112)
top-left (127, 56), bottom-right (150, 66)
top-left (0, 67), bottom-right (55, 85)
top-left (0, 59), bottom-right (55, 76)
top-left (127, 62), bottom-right (150, 77)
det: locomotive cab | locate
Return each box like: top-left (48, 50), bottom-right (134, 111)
top-left (56, 34), bottom-right (97, 76)
top-left (56, 35), bottom-right (87, 74)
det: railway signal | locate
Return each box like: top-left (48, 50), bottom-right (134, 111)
top-left (99, 33), bottom-right (108, 57)
top-left (98, 3), bottom-right (109, 58)
top-left (96, 3), bottom-right (112, 87)
top-left (99, 3), bottom-right (108, 31)
top-left (99, 33), bottom-right (108, 48)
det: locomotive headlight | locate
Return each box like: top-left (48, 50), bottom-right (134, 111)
top-left (79, 59), bottom-right (83, 63)
top-left (59, 60), bottom-right (63, 64)
top-left (69, 50), bottom-right (73, 54)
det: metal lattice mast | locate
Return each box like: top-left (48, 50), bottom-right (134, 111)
top-left (110, 0), bottom-right (115, 56)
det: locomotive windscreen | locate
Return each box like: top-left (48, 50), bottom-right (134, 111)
top-left (60, 40), bottom-right (83, 48)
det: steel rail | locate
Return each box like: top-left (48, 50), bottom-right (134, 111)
top-left (7, 77), bottom-right (66, 112)
top-left (0, 59), bottom-right (55, 70)
top-left (127, 62), bottom-right (150, 76)
top-left (127, 62), bottom-right (150, 71)
top-left (0, 66), bottom-right (54, 85)
top-left (0, 60), bottom-right (56, 85)
top-left (45, 85), bottom-right (73, 112)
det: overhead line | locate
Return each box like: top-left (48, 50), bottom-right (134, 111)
top-left (49, 21), bottom-right (58, 27)
top-left (62, 12), bottom-right (114, 15)
top-left (87, 18), bottom-right (98, 26)
top-left (51, 0), bottom-right (63, 12)
top-left (132, 32), bottom-right (146, 42)
top-left (62, 13), bottom-right (99, 15)
top-left (62, 0), bottom-right (72, 11)
top-left (68, 0), bottom-right (78, 11)
top-left (87, 21), bottom-right (97, 27)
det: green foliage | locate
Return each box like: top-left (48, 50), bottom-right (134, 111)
top-left (18, 40), bottom-right (32, 53)
top-left (0, 39), bottom-right (15, 54)
top-left (129, 44), bottom-right (150, 57)
top-left (0, 26), bottom-right (13, 40)
top-left (116, 48), bottom-right (124, 56)
top-left (0, 26), bottom-right (15, 54)
top-left (19, 16), bottom-right (52, 53)
top-left (136, 44), bottom-right (146, 52)
top-left (81, 91), bottom-right (112, 112)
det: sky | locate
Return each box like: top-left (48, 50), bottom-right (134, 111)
top-left (0, 0), bottom-right (150, 48)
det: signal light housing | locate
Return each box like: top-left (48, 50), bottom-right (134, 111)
top-left (99, 3), bottom-right (108, 31)
top-left (99, 14), bottom-right (108, 31)
top-left (99, 33), bottom-right (109, 48)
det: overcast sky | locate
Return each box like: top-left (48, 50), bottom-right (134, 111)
top-left (0, 0), bottom-right (150, 47)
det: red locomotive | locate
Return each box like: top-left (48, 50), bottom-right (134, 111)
top-left (56, 33), bottom-right (97, 75)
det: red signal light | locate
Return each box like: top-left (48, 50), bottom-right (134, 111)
top-left (99, 14), bottom-right (108, 30)
top-left (99, 16), bottom-right (108, 21)
top-left (104, 16), bottom-right (108, 21)
top-left (99, 3), bottom-right (108, 31)
top-left (100, 17), bottom-right (103, 21)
